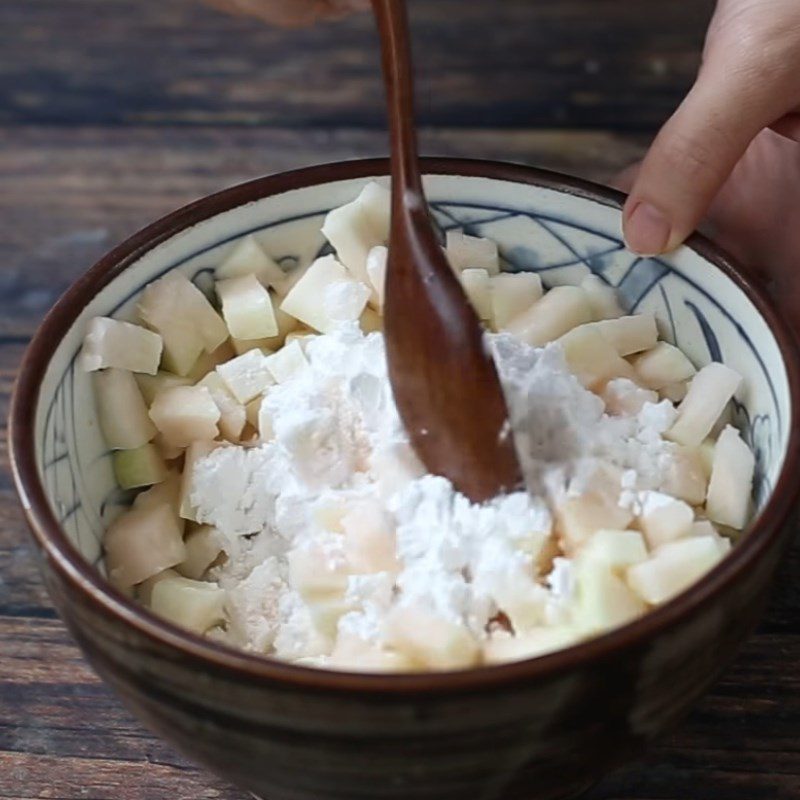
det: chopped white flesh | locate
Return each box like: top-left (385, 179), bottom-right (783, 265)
top-left (216, 274), bottom-right (278, 340)
top-left (602, 379), bottom-right (658, 416)
top-left (573, 559), bottom-right (647, 634)
top-left (592, 313), bottom-right (658, 356)
top-left (216, 348), bottom-right (275, 404)
top-left (93, 369), bottom-right (157, 450)
top-left (137, 568), bottom-right (179, 606)
top-left (360, 307), bottom-right (383, 333)
top-left (660, 446), bottom-right (708, 507)
top-left (135, 371), bottom-right (192, 406)
top-left (105, 502), bottom-right (186, 589)
top-left (150, 575), bottom-right (226, 634)
top-left (668, 363), bottom-right (742, 446)
top-left (366, 245), bottom-right (387, 309)
top-left (341, 501), bottom-right (399, 574)
top-left (321, 182), bottom-right (390, 288)
top-left (558, 492), bottom-right (633, 553)
top-left (112, 444), bottom-right (167, 490)
top-left (288, 545), bottom-right (349, 601)
top-left (81, 317), bottom-right (163, 375)
top-left (179, 441), bottom-right (221, 521)
top-left (558, 324), bottom-right (636, 390)
top-left (483, 627), bottom-right (580, 664)
top-left (705, 425), bottom-right (755, 529)
top-left (579, 529), bottom-right (648, 571)
top-left (329, 632), bottom-right (416, 672)
top-left (264, 339), bottom-right (309, 383)
top-left (149, 385), bottom-right (220, 448)
top-left (698, 438), bottom-right (716, 478)
top-left (631, 342), bottom-right (697, 390)
top-left (460, 268), bottom-right (492, 322)
top-left (256, 395), bottom-right (274, 441)
top-left (385, 605), bottom-right (480, 670)
top-left (324, 280), bottom-right (370, 325)
top-left (581, 274), bottom-right (625, 320)
top-left (280, 255), bottom-right (368, 333)
top-left (215, 234), bottom-right (287, 290)
top-left (231, 302), bottom-right (300, 355)
top-left (153, 432), bottom-right (184, 461)
top-left (660, 381), bottom-right (689, 403)
top-left (138, 272), bottom-right (228, 375)
top-left (627, 536), bottom-right (726, 605)
top-left (184, 340), bottom-right (237, 384)
top-left (491, 272), bottom-right (543, 330)
top-left (637, 491), bottom-right (694, 548)
top-left (133, 471), bottom-right (182, 515)
top-left (506, 285), bottom-right (593, 347)
top-left (177, 526), bottom-right (223, 580)
top-left (445, 230), bottom-right (500, 274)
top-left (196, 371), bottom-right (246, 442)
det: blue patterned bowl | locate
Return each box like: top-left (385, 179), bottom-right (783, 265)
top-left (10, 160), bottom-right (800, 800)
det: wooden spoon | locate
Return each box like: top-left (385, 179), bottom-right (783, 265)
top-left (371, 0), bottom-right (523, 502)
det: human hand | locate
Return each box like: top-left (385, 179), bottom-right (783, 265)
top-left (622, 0), bottom-right (800, 257)
top-left (205, 0), bottom-right (369, 27)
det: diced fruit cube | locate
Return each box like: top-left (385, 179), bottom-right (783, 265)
top-left (558, 324), bottom-right (636, 390)
top-left (490, 272), bottom-right (543, 330)
top-left (135, 370), bottom-right (192, 405)
top-left (288, 545), bottom-right (350, 600)
top-left (177, 525), bottom-right (223, 580)
top-left (215, 234), bottom-right (287, 290)
top-left (231, 303), bottom-right (300, 354)
top-left (137, 568), bottom-right (179, 605)
top-left (627, 535), bottom-right (725, 605)
top-left (216, 348), bottom-right (275, 404)
top-left (280, 255), bottom-right (368, 333)
top-left (460, 268), bottom-right (492, 322)
top-left (257, 396), bottom-right (274, 441)
top-left (602, 378), bottom-right (659, 416)
top-left (667, 363), bottom-right (742, 446)
top-left (264, 340), bottom-right (309, 383)
top-left (637, 491), bottom-right (694, 548)
top-left (580, 529), bottom-right (648, 571)
top-left (483, 627), bottom-right (580, 664)
top-left (196, 372), bottom-right (246, 442)
top-left (705, 425), bottom-right (755, 529)
top-left (138, 272), bottom-right (229, 375)
top-left (321, 182), bottom-right (390, 288)
top-left (366, 245), bottom-right (387, 309)
top-left (184, 340), bottom-right (236, 383)
top-left (573, 559), bottom-right (647, 634)
top-left (216, 274), bottom-right (278, 340)
top-left (104, 502), bottom-right (186, 589)
top-left (150, 575), bottom-right (226, 634)
top-left (93, 368), bottom-right (157, 450)
top-left (698, 438), bottom-right (716, 478)
top-left (133, 471), bottom-right (182, 514)
top-left (581, 274), bottom-right (625, 320)
top-left (385, 605), bottom-right (480, 670)
top-left (660, 381), bottom-right (689, 403)
top-left (341, 501), bottom-right (399, 574)
top-left (506, 285), bottom-right (593, 347)
top-left (329, 632), bottom-right (416, 672)
top-left (149, 385), bottom-right (220, 448)
top-left (308, 595), bottom-right (353, 640)
top-left (445, 230), bottom-right (500, 274)
top-left (179, 441), bottom-right (221, 521)
top-left (592, 313), bottom-right (658, 356)
top-left (153, 433), bottom-right (184, 461)
top-left (631, 342), bottom-right (697, 390)
top-left (112, 443), bottom-right (167, 490)
top-left (660, 446), bottom-right (708, 506)
top-left (81, 317), bottom-right (163, 375)
top-left (360, 307), bottom-right (383, 334)
top-left (324, 280), bottom-right (370, 324)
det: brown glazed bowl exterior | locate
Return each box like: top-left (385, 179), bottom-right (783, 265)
top-left (9, 159), bottom-right (800, 800)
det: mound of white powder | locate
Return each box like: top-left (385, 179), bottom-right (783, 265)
top-left (190, 322), bottom-right (679, 662)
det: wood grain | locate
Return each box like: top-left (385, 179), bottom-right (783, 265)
top-left (0, 0), bottom-right (712, 130)
top-left (1, 123), bottom-right (799, 799)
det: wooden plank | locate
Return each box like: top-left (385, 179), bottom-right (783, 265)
top-left (0, 125), bottom-right (649, 338)
top-left (0, 0), bottom-right (712, 129)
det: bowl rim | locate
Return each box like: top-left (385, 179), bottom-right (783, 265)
top-left (10, 156), bottom-right (800, 696)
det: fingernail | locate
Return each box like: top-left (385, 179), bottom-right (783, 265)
top-left (625, 201), bottom-right (671, 256)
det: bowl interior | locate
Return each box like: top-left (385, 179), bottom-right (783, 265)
top-left (33, 168), bottom-right (791, 572)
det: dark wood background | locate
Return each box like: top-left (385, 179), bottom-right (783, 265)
top-left (2, 1), bottom-right (799, 798)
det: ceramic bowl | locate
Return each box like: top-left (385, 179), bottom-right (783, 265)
top-left (10, 159), bottom-right (800, 800)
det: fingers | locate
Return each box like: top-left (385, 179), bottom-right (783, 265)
top-left (622, 60), bottom-right (774, 256)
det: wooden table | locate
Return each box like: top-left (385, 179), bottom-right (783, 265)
top-left (1, 2), bottom-right (798, 798)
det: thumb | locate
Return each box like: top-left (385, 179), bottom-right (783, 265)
top-left (623, 63), bottom-right (779, 256)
